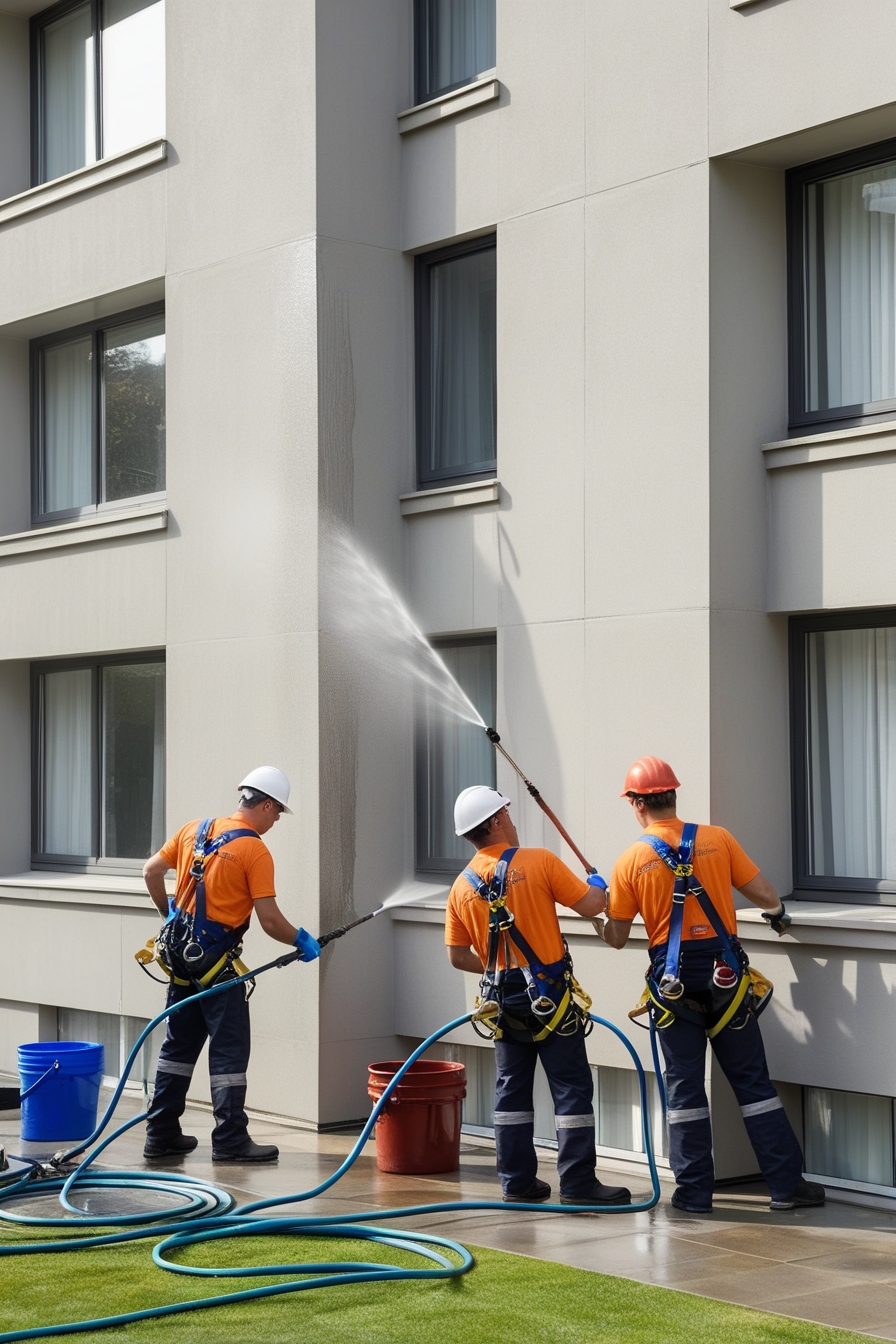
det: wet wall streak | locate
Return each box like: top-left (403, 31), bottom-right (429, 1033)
top-left (318, 283), bottom-right (358, 933)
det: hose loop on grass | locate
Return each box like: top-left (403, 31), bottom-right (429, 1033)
top-left (0, 997), bottom-right (662, 1341)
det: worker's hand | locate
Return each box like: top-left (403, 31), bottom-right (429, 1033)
top-left (587, 871), bottom-right (608, 893)
top-left (760, 902), bottom-right (792, 936)
top-left (294, 927), bottom-right (321, 962)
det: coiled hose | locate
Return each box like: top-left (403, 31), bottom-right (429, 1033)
top-left (0, 961), bottom-right (663, 1342)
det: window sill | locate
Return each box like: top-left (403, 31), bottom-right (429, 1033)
top-left (0, 870), bottom-right (164, 911)
top-left (737, 901), bottom-right (896, 951)
top-left (0, 139), bottom-right (167, 228)
top-left (762, 419), bottom-right (896, 470)
top-left (400, 478), bottom-right (499, 516)
top-left (397, 74), bottom-right (500, 135)
top-left (730, 0), bottom-right (767, 8)
top-left (0, 502), bottom-right (168, 560)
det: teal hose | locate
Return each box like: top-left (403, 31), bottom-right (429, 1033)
top-left (0, 964), bottom-right (663, 1342)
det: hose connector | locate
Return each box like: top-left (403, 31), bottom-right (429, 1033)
top-left (485, 726), bottom-right (501, 744)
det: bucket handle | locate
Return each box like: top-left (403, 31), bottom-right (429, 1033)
top-left (19, 1059), bottom-right (59, 1101)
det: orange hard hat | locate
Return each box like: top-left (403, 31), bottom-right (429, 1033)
top-left (620, 756), bottom-right (681, 797)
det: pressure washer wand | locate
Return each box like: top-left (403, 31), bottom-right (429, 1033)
top-left (485, 726), bottom-right (600, 879)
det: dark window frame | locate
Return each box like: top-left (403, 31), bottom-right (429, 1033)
top-left (413, 0), bottom-right (496, 106)
top-left (415, 234), bottom-right (497, 490)
top-left (31, 650), bottom-right (165, 874)
top-left (787, 137), bottom-right (896, 434)
top-left (31, 0), bottom-right (103, 186)
top-left (30, 302), bottom-right (165, 525)
top-left (790, 608), bottom-right (896, 903)
top-left (415, 632), bottom-right (497, 876)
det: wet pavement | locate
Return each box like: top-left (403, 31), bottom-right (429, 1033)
top-left (3, 1089), bottom-right (896, 1338)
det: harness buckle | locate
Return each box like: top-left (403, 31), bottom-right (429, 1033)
top-left (672, 862), bottom-right (693, 878)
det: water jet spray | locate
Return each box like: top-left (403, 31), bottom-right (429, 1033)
top-left (484, 726), bottom-right (605, 886)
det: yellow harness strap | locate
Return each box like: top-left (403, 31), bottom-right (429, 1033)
top-left (134, 939), bottom-right (249, 989)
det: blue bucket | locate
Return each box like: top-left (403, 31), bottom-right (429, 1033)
top-left (17, 1041), bottom-right (105, 1142)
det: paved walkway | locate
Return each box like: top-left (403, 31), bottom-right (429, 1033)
top-left (4, 1093), bottom-right (896, 1339)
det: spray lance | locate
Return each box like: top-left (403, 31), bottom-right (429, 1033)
top-left (271, 726), bottom-right (609, 966)
top-left (483, 726), bottom-right (609, 899)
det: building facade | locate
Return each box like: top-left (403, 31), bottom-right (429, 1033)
top-left (2, 0), bottom-right (896, 1202)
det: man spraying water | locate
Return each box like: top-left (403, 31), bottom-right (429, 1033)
top-left (140, 767), bottom-right (321, 1163)
top-left (445, 785), bottom-right (630, 1206)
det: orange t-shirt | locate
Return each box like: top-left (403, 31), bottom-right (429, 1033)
top-left (609, 820), bottom-right (759, 948)
top-left (445, 845), bottom-right (590, 967)
top-left (159, 815), bottom-right (276, 930)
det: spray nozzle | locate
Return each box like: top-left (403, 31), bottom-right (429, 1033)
top-left (485, 726), bottom-right (501, 744)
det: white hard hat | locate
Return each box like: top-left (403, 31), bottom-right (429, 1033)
top-left (454, 785), bottom-right (511, 837)
top-left (238, 766), bottom-right (292, 813)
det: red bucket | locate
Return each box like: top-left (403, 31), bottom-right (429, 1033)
top-left (367, 1059), bottom-right (466, 1174)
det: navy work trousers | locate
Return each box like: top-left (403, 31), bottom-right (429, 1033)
top-left (653, 941), bottom-right (803, 1206)
top-left (146, 971), bottom-right (251, 1153)
top-left (494, 1023), bottom-right (597, 1198)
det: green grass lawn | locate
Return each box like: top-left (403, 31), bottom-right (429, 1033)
top-left (0, 1227), bottom-right (870, 1344)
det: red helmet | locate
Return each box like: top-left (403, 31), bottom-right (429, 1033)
top-left (620, 756), bottom-right (681, 797)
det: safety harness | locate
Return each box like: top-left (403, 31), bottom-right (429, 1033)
top-left (136, 819), bottom-right (256, 991)
top-left (462, 848), bottom-right (592, 1042)
top-left (629, 823), bottom-right (772, 1038)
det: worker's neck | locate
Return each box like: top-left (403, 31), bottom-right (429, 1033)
top-left (636, 807), bottom-right (678, 831)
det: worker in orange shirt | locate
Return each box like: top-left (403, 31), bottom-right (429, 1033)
top-left (141, 767), bottom-right (320, 1163)
top-left (601, 757), bottom-right (824, 1214)
top-left (446, 785), bottom-right (630, 1206)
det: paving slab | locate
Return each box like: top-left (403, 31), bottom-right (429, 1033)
top-left (4, 1088), bottom-right (896, 1338)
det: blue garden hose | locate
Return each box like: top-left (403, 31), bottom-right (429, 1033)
top-left (0, 961), bottom-right (664, 1342)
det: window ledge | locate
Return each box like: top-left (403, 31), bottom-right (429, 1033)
top-left (397, 74), bottom-right (500, 135)
top-left (400, 479), bottom-right (499, 516)
top-left (0, 870), bottom-right (162, 911)
top-left (0, 139), bottom-right (167, 228)
top-left (0, 502), bottom-right (168, 560)
top-left (762, 419), bottom-right (896, 470)
top-left (730, 0), bottom-right (765, 8)
top-left (737, 901), bottom-right (896, 951)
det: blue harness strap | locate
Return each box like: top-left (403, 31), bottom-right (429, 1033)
top-left (639, 825), bottom-right (740, 980)
top-left (189, 820), bottom-right (259, 931)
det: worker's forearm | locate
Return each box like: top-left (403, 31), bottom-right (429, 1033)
top-left (570, 889), bottom-right (607, 919)
top-left (448, 947), bottom-right (485, 973)
top-left (143, 857), bottom-right (170, 916)
top-left (254, 900), bottom-right (300, 946)
top-left (737, 873), bottom-right (782, 912)
top-left (602, 918), bottom-right (632, 949)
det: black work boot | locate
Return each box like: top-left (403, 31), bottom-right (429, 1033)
top-left (503, 1177), bottom-right (551, 1204)
top-left (212, 1139), bottom-right (279, 1163)
top-left (769, 1177), bottom-right (826, 1211)
top-left (143, 1132), bottom-right (199, 1159)
top-left (671, 1188), bottom-right (712, 1213)
top-left (560, 1180), bottom-right (631, 1207)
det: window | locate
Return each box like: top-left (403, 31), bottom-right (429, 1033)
top-left (32, 0), bottom-right (165, 186)
top-left (32, 654), bottom-right (165, 868)
top-left (416, 236), bottom-right (496, 489)
top-left (56, 1007), bottom-right (162, 1086)
top-left (32, 306), bottom-right (165, 522)
top-left (791, 611), bottom-right (896, 901)
top-left (788, 139), bottom-right (896, 430)
top-left (414, 0), bottom-right (495, 105)
top-left (804, 1086), bottom-right (895, 1189)
top-left (415, 636), bottom-right (496, 872)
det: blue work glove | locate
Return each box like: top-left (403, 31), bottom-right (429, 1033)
top-left (293, 927), bottom-right (321, 962)
top-left (587, 871), bottom-right (608, 893)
